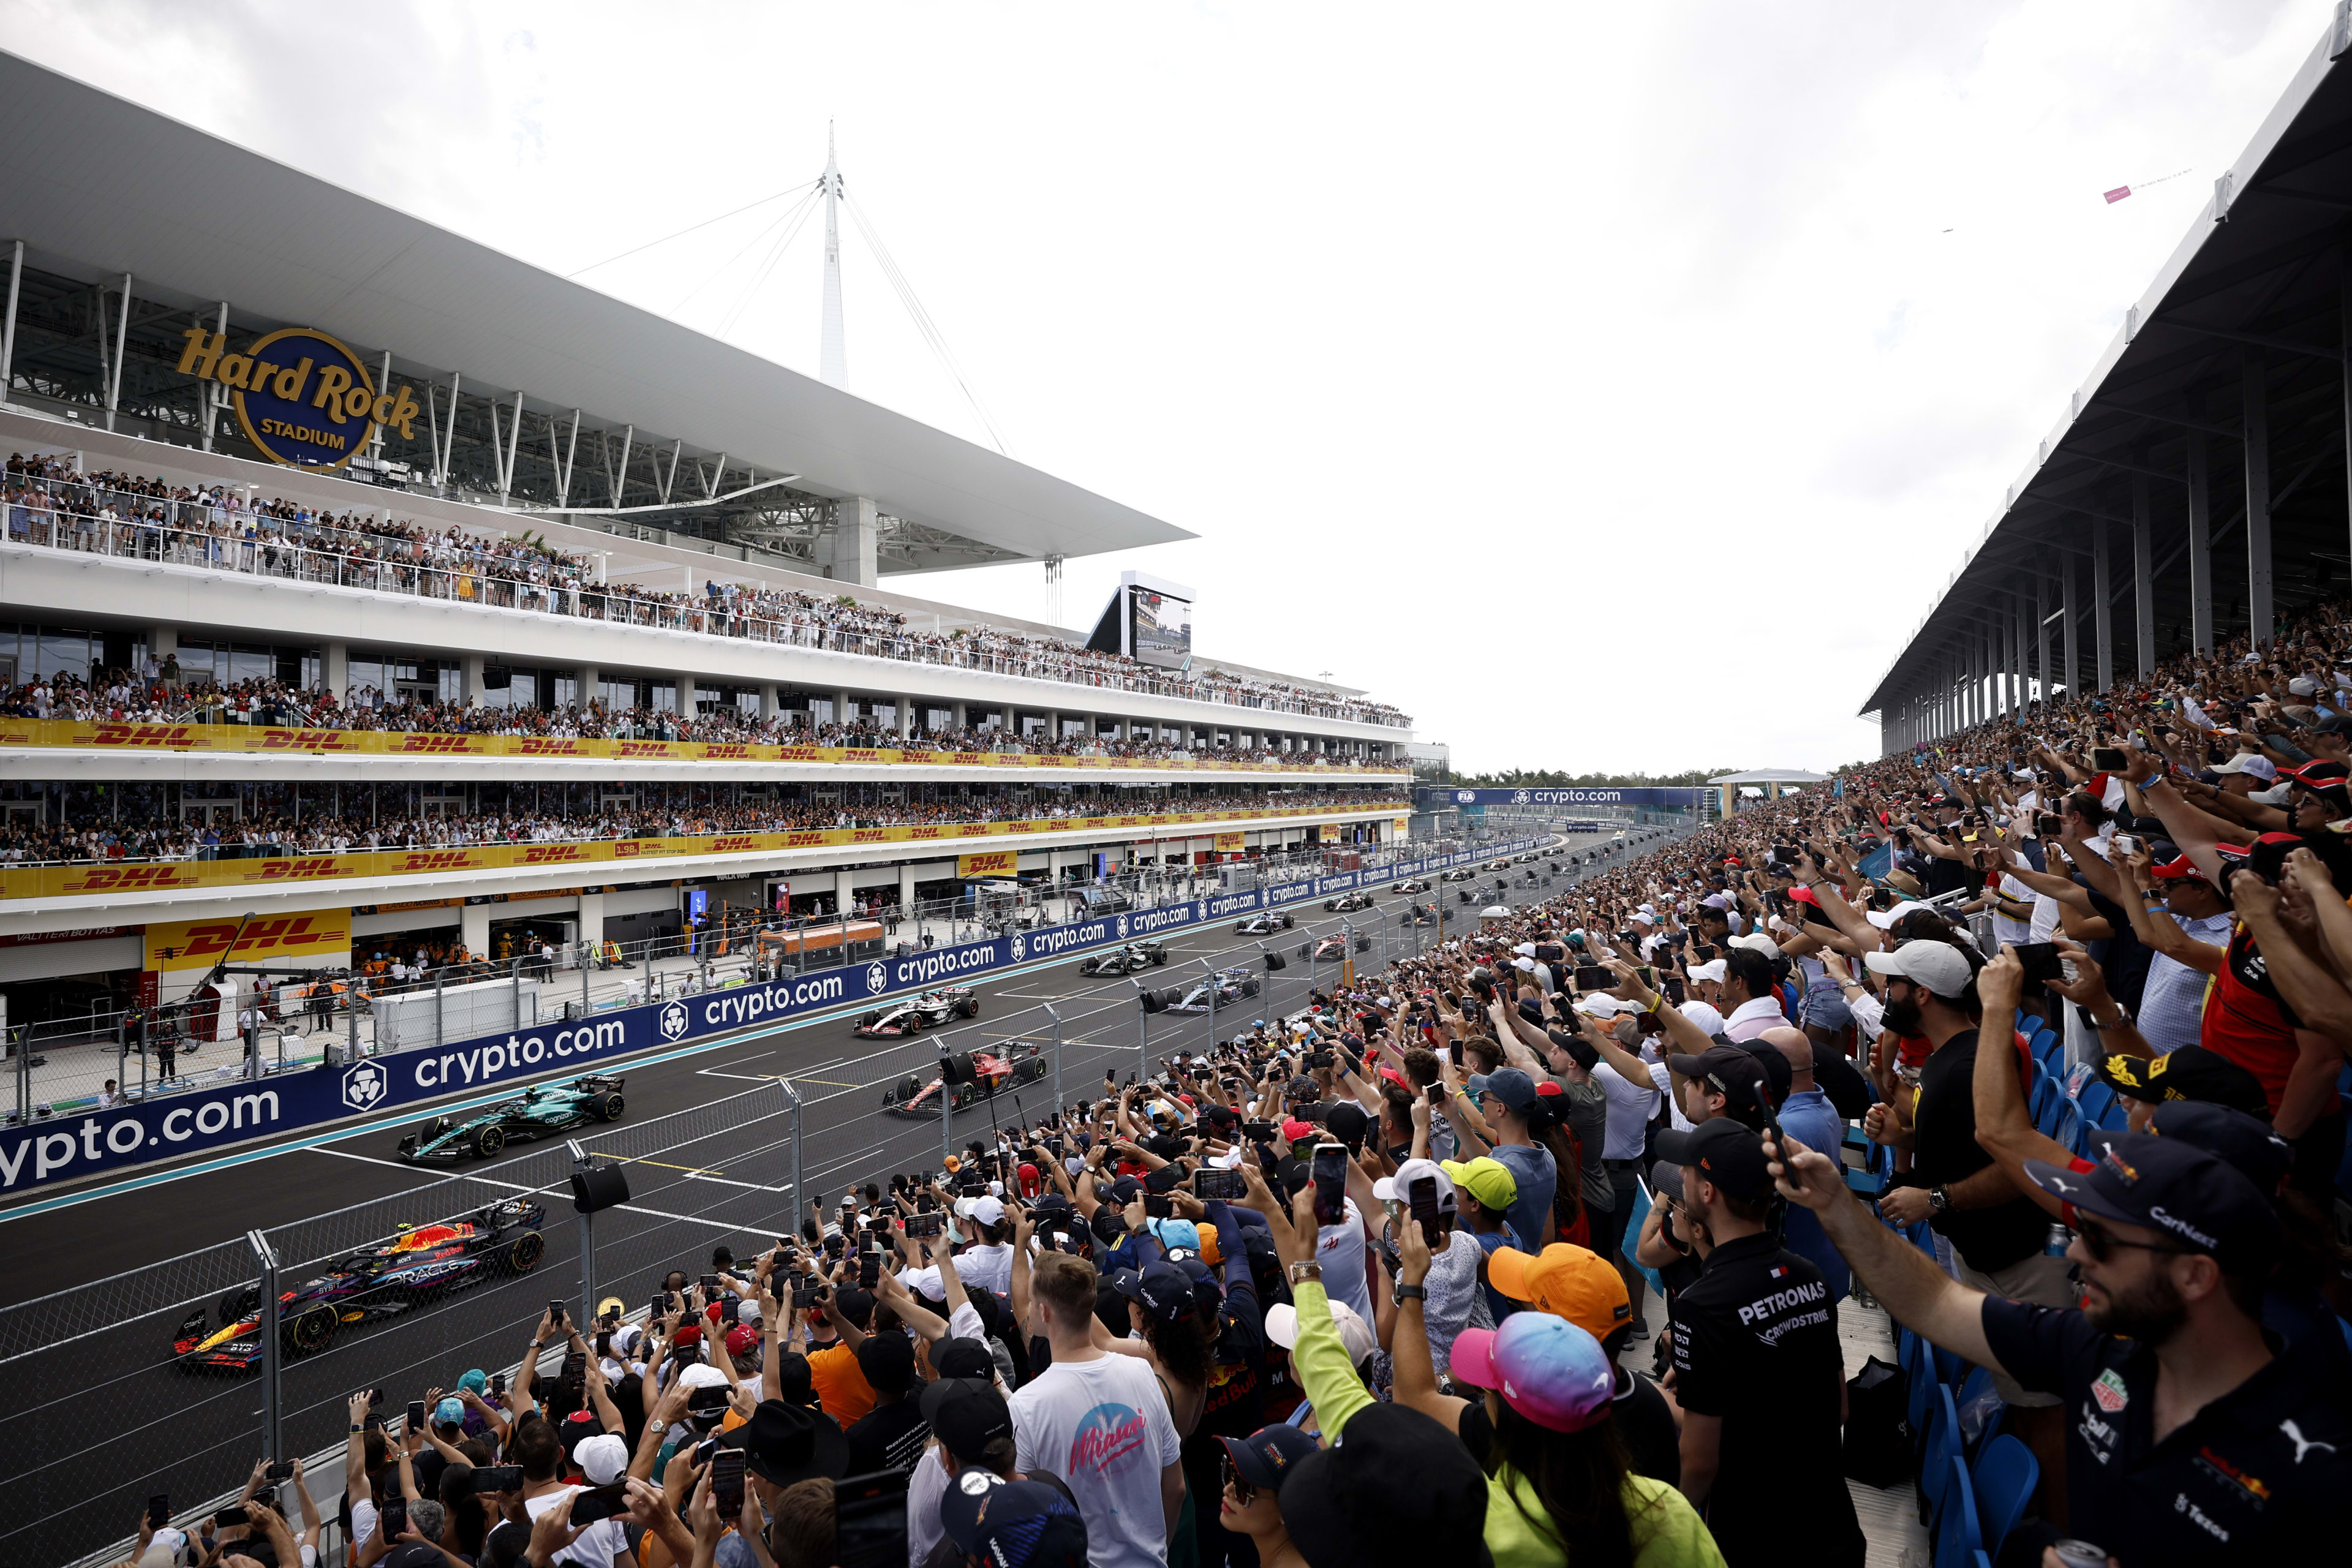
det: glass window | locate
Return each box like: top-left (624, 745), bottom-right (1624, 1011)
top-left (36, 628), bottom-right (92, 680)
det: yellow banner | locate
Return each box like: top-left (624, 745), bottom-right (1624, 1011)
top-left (1214, 832), bottom-right (1246, 852)
top-left (5, 805), bottom-right (1409, 903)
top-left (1393, 818), bottom-right (1410, 833)
top-left (956, 851), bottom-right (1021, 878)
top-left (145, 907), bottom-right (352, 972)
top-left (0, 719), bottom-right (1395, 775)
top-left (1318, 824), bottom-right (1341, 842)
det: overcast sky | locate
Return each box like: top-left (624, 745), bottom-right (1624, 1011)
top-left (6, 1), bottom-right (2332, 772)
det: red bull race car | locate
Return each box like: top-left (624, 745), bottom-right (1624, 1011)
top-left (880, 1043), bottom-right (1051, 1117)
top-left (172, 1199), bottom-right (547, 1370)
top-left (853, 987), bottom-right (981, 1037)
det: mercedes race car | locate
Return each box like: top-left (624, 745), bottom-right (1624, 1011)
top-left (1298, 933), bottom-right (1374, 960)
top-left (853, 987), bottom-right (981, 1037)
top-left (1323, 890), bottom-right (1376, 913)
top-left (1389, 878), bottom-right (1431, 894)
top-left (172, 1199), bottom-right (547, 1370)
top-left (1233, 911), bottom-right (1295, 935)
top-left (881, 1042), bottom-right (1052, 1117)
top-left (1077, 942), bottom-right (1169, 977)
top-left (398, 1075), bottom-right (625, 1163)
top-left (1166, 967), bottom-right (1262, 1012)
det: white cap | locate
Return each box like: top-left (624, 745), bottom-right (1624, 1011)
top-left (1864, 901), bottom-right (1931, 930)
top-left (677, 1362), bottom-right (728, 1391)
top-left (1574, 994), bottom-right (1632, 1018)
top-left (1863, 941), bottom-right (1975, 998)
top-left (955, 1194), bottom-right (1007, 1226)
top-left (2214, 752), bottom-right (2277, 781)
top-left (1512, 956), bottom-right (1536, 973)
top-left (737, 1299), bottom-right (763, 1325)
top-left (1730, 932), bottom-right (1781, 954)
top-left (1513, 943), bottom-right (1537, 957)
top-left (1678, 1000), bottom-right (1727, 1036)
top-left (1263, 1298), bottom-right (1379, 1365)
top-left (1373, 1156), bottom-right (1458, 1210)
top-left (576, 1431), bottom-right (630, 1485)
top-left (1687, 958), bottom-right (1728, 984)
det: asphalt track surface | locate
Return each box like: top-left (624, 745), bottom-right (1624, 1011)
top-left (0, 848), bottom-right (1657, 1568)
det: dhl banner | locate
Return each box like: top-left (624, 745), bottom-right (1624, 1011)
top-left (1393, 818), bottom-right (1410, 832)
top-left (1214, 832), bottom-right (1246, 852)
top-left (1318, 824), bottom-right (1341, 842)
top-left (956, 851), bottom-right (1021, 878)
top-left (2, 804), bottom-right (1410, 903)
top-left (0, 720), bottom-right (1401, 775)
top-left (145, 907), bottom-right (352, 971)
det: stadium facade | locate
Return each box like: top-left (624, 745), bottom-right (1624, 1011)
top-left (0, 50), bottom-right (1415, 1014)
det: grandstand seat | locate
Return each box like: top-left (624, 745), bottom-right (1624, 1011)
top-left (1921, 1385), bottom-right (1962, 1525)
top-left (1901, 1330), bottom-right (1935, 1461)
top-left (2077, 1080), bottom-right (2117, 1128)
top-left (2049, 1096), bottom-right (2083, 1155)
top-left (1845, 1137), bottom-right (1892, 1197)
top-left (1953, 1363), bottom-right (2004, 1459)
top-left (2031, 1030), bottom-right (2062, 1075)
top-left (2027, 1071), bottom-right (2059, 1132)
top-left (1932, 1343), bottom-right (1964, 1391)
top-left (1970, 1434), bottom-right (2039, 1558)
top-left (1936, 1458), bottom-right (1983, 1568)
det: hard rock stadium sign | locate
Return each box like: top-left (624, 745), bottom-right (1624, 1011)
top-left (175, 325), bottom-right (423, 469)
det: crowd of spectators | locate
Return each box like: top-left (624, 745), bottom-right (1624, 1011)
top-left (0, 787), bottom-right (1393, 867)
top-left (108, 606), bottom-right (2352, 1568)
top-left (2, 454), bottom-right (1410, 728)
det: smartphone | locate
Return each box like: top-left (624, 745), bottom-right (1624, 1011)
top-left (1193, 1167), bottom-right (1246, 1201)
top-left (1242, 1119), bottom-right (1277, 1142)
top-left (699, 1273), bottom-right (721, 1296)
top-left (1572, 965), bottom-right (1613, 992)
top-left (903, 1212), bottom-right (944, 1238)
top-left (1634, 965), bottom-right (1657, 988)
top-left (1311, 1142), bottom-right (1348, 1227)
top-left (2112, 834), bottom-right (2139, 856)
top-left (2034, 812), bottom-right (2062, 837)
top-left (148, 1496), bottom-right (170, 1529)
top-left (489, 1371), bottom-right (507, 1398)
top-left (1408, 1174), bottom-right (1444, 1243)
top-left (858, 1250), bottom-right (880, 1289)
top-left (1142, 1193), bottom-right (1174, 1219)
top-left (214, 1505), bottom-right (251, 1529)
top-left (382, 1501), bottom-right (407, 1541)
top-left (546, 1300), bottom-right (566, 1327)
top-left (472, 1465), bottom-right (523, 1493)
top-left (649, 1294), bottom-right (668, 1322)
top-left (2013, 941), bottom-right (2067, 988)
top-left (265, 1460), bottom-right (294, 1482)
top-left (2091, 746), bottom-right (2127, 772)
top-left (792, 1280), bottom-right (820, 1310)
top-left (406, 1398), bottom-right (426, 1432)
top-left (834, 1466), bottom-right (914, 1568)
top-left (1144, 1164), bottom-right (1183, 1195)
top-left (1663, 974), bottom-right (1687, 1006)
top-left (570, 1482), bottom-right (631, 1526)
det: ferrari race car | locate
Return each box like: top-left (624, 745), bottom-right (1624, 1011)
top-left (1166, 967), bottom-right (1262, 1012)
top-left (881, 1042), bottom-right (1051, 1117)
top-left (1234, 911), bottom-right (1295, 935)
top-left (853, 987), bottom-right (981, 1037)
top-left (1389, 878), bottom-right (1431, 895)
top-left (1323, 890), bottom-right (1376, 913)
top-left (1298, 933), bottom-right (1374, 960)
top-left (398, 1075), bottom-right (625, 1163)
top-left (1078, 942), bottom-right (1169, 976)
top-left (1441, 868), bottom-right (1477, 882)
top-left (173, 1199), bottom-right (547, 1370)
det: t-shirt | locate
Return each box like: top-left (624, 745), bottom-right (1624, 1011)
top-left (1314, 1198), bottom-right (1374, 1324)
top-left (1009, 1353), bottom-right (1183, 1568)
top-left (2203, 924), bottom-right (2336, 1118)
top-left (1487, 1142), bottom-right (1557, 1253)
top-left (1910, 1030), bottom-right (2048, 1275)
top-left (845, 1398), bottom-right (932, 1475)
top-left (1455, 1401), bottom-right (1719, 1568)
top-left (1980, 1294), bottom-right (2352, 1561)
top-left (522, 1485), bottom-right (627, 1568)
top-left (1593, 1063), bottom-right (1661, 1160)
top-left (809, 1340), bottom-right (878, 1427)
top-left (1669, 1234), bottom-right (1862, 1567)
top-left (1471, 1227), bottom-right (1515, 1324)
top-left (1417, 1229), bottom-right (1483, 1379)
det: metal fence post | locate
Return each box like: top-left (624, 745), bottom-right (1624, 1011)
top-left (568, 1141), bottom-right (598, 1328)
top-left (435, 968), bottom-right (446, 1049)
top-left (244, 1014), bottom-right (260, 1080)
top-left (778, 1077), bottom-right (804, 1212)
top-left (582, 944), bottom-right (592, 1016)
top-left (940, 1055), bottom-right (953, 1164)
top-left (511, 957), bottom-right (524, 1030)
top-left (347, 983), bottom-right (360, 1059)
top-left (248, 1228), bottom-right (282, 1463)
top-left (1042, 1003), bottom-right (1063, 1117)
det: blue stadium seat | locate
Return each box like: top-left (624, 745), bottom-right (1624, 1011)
top-left (1932, 1344), bottom-right (1964, 1390)
top-left (1902, 1330), bottom-right (1934, 1458)
top-left (1922, 1385), bottom-right (1961, 1524)
top-left (2050, 1096), bottom-right (2083, 1155)
top-left (2077, 1080), bottom-right (2117, 1129)
top-left (2027, 1071), bottom-right (2058, 1132)
top-left (2031, 1030), bottom-right (2062, 1074)
top-left (1952, 1363), bottom-right (2001, 1457)
top-left (1937, 1457), bottom-right (1983, 1568)
top-left (1971, 1434), bottom-right (2039, 1558)
top-left (1846, 1138), bottom-right (1892, 1197)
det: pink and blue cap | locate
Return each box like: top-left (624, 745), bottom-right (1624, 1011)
top-left (1447, 1313), bottom-right (1615, 1433)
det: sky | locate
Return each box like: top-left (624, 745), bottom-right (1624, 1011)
top-left (4, 0), bottom-right (2334, 774)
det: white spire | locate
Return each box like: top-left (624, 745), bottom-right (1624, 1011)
top-left (820, 123), bottom-right (847, 388)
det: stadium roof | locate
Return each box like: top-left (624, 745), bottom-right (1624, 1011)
top-left (1859, 17), bottom-right (2352, 720)
top-left (0, 50), bottom-right (1191, 572)
top-left (1707, 769), bottom-right (1830, 785)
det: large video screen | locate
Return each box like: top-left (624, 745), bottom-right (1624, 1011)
top-left (1129, 587), bottom-right (1192, 669)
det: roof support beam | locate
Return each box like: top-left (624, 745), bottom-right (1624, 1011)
top-left (2154, 314), bottom-right (2339, 362)
top-left (2245, 351), bottom-right (2275, 646)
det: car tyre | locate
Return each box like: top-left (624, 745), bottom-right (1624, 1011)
top-left (286, 1303), bottom-right (337, 1356)
top-left (470, 1123), bottom-right (505, 1159)
top-left (588, 1091), bottom-right (624, 1122)
top-left (906, 1011), bottom-right (925, 1033)
top-left (505, 1229), bottom-right (546, 1273)
top-left (959, 998), bottom-right (980, 1018)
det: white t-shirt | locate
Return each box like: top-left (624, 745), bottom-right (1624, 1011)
top-left (350, 1498), bottom-right (377, 1552)
top-left (905, 1444), bottom-right (950, 1568)
top-left (1313, 1197), bottom-right (1373, 1324)
top-left (1009, 1354), bottom-right (1183, 1568)
top-left (953, 1242), bottom-right (1014, 1298)
top-left (522, 1486), bottom-right (625, 1568)
top-left (1591, 1063), bottom-right (1660, 1160)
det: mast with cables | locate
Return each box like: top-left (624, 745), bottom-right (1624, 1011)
top-left (821, 123), bottom-right (848, 389)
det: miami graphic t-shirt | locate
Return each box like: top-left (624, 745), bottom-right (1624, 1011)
top-left (1009, 1352), bottom-right (1183, 1568)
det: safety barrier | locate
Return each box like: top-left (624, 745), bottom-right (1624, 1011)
top-left (0, 839), bottom-right (1547, 1194)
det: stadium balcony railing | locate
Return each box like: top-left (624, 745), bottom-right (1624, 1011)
top-left (0, 476), bottom-right (1412, 728)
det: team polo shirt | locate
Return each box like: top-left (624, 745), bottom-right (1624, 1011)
top-left (2202, 925), bottom-right (2338, 1119)
top-left (1668, 1233), bottom-right (1864, 1567)
top-left (1981, 1295), bottom-right (2351, 1560)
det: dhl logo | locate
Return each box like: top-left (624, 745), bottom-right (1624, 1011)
top-left (842, 749), bottom-right (882, 763)
top-left (786, 832), bottom-right (826, 846)
top-left (72, 864), bottom-right (199, 891)
top-left (399, 851), bottom-right (478, 871)
top-left (168, 915), bottom-right (343, 962)
top-left (946, 753), bottom-right (983, 766)
top-left (710, 835), bottom-right (758, 853)
top-left (256, 857), bottom-right (349, 880)
top-left (90, 723), bottom-right (195, 748)
top-left (519, 845), bottom-right (592, 864)
top-left (616, 742), bottom-right (670, 757)
top-left (515, 739), bottom-right (589, 756)
top-left (851, 829), bottom-right (887, 843)
top-left (703, 745), bottom-right (750, 759)
top-left (390, 735), bottom-right (478, 754)
top-left (257, 729), bottom-right (360, 750)
top-left (910, 826), bottom-right (943, 839)
top-left (778, 747), bottom-right (821, 760)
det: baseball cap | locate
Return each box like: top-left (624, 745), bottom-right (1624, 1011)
top-left (1148, 1217), bottom-right (1203, 1255)
top-left (1323, 1101), bottom-right (1370, 1147)
top-left (1439, 1156), bottom-right (1517, 1213)
top-left (2144, 1101), bottom-right (2293, 1193)
top-left (739, 1396), bottom-right (850, 1488)
top-left (1108, 1262), bottom-right (1193, 1324)
top-left (1263, 1298), bottom-right (1379, 1366)
top-left (1654, 1119), bottom-right (1776, 1202)
top-left (1863, 940), bottom-right (1975, 998)
top-left (939, 1471), bottom-right (1088, 1568)
top-left (855, 1331), bottom-right (918, 1394)
top-left (932, 1336), bottom-right (998, 1382)
top-left (458, 1369), bottom-right (489, 1395)
top-left (575, 1431), bottom-right (629, 1486)
top-left (1686, 958), bottom-right (1728, 984)
top-left (1276, 1403), bottom-right (1490, 1568)
top-left (1280, 1117), bottom-right (1317, 1143)
top-left (1480, 1067), bottom-right (1540, 1116)
top-left (1663, 1044), bottom-right (1770, 1117)
top-left (434, 1396), bottom-right (465, 1428)
top-left (1676, 1000), bottom-right (1726, 1035)
top-left (1449, 1313), bottom-right (1615, 1433)
top-left (956, 1194), bottom-right (1008, 1227)
top-left (2214, 752), bottom-right (2278, 781)
top-left (918, 1377), bottom-right (1014, 1463)
top-left (1372, 1157), bottom-right (1457, 1211)
top-left (1728, 932), bottom-right (1781, 955)
top-left (2026, 1131), bottom-right (2280, 1268)
top-left (1862, 900), bottom-right (1930, 930)
top-left (2095, 1046), bottom-right (2269, 1116)
top-left (2285, 759), bottom-right (2350, 794)
top-left (1484, 1243), bottom-right (1630, 1340)
top-left (724, 1324), bottom-right (761, 1359)
top-left (2148, 851), bottom-right (2207, 881)
top-left (1218, 1423), bottom-right (1322, 1491)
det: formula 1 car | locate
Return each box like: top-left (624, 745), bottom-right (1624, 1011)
top-left (172, 1199), bottom-right (547, 1370)
top-left (881, 1042), bottom-right (1052, 1117)
top-left (1389, 878), bottom-right (1431, 895)
top-left (1233, 911), bottom-right (1295, 935)
top-left (1399, 905), bottom-right (1438, 927)
top-left (1077, 942), bottom-right (1170, 977)
top-left (1486, 858), bottom-right (1513, 871)
top-left (1323, 890), bottom-right (1376, 913)
top-left (1298, 933), bottom-right (1374, 960)
top-left (1166, 967), bottom-right (1262, 1012)
top-left (398, 1075), bottom-right (626, 1163)
top-left (1441, 868), bottom-right (1477, 882)
top-left (853, 987), bottom-right (981, 1038)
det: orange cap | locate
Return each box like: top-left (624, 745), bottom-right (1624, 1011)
top-left (1485, 1243), bottom-right (1630, 1342)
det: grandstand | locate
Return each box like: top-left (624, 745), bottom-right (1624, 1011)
top-left (1860, 21), bottom-right (2352, 747)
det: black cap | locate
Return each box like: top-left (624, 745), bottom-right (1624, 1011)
top-left (1218, 1423), bottom-right (1322, 1490)
top-left (855, 1330), bottom-right (918, 1394)
top-left (739, 1397), bottom-right (850, 1488)
top-left (918, 1377), bottom-right (1014, 1463)
top-left (1324, 1101), bottom-right (1369, 1147)
top-left (938, 1472), bottom-right (1088, 1568)
top-left (1733, 1038), bottom-right (1794, 1106)
top-left (1278, 1402), bottom-right (1489, 1568)
top-left (2025, 1131), bottom-right (2280, 1269)
top-left (932, 1336), bottom-right (997, 1382)
top-left (1654, 1118), bottom-right (1775, 1202)
top-left (2095, 1046), bottom-right (2269, 1117)
top-left (832, 1286), bottom-right (877, 1328)
top-left (2148, 1102), bottom-right (2293, 1194)
top-left (1287, 1074), bottom-right (1317, 1098)
top-left (1665, 1045), bottom-right (1770, 1120)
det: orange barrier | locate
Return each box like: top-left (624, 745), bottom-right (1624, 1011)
top-left (2, 804), bottom-right (1411, 902)
top-left (0, 719), bottom-right (1400, 774)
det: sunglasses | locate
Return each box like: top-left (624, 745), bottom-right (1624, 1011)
top-left (2073, 1215), bottom-right (2190, 1264)
top-left (1220, 1453), bottom-right (1255, 1504)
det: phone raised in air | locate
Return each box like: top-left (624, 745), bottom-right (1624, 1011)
top-left (1144, 1164), bottom-right (1184, 1195)
top-left (1408, 1174), bottom-right (1444, 1243)
top-left (2090, 746), bottom-right (2127, 772)
top-left (406, 1399), bottom-right (426, 1433)
top-left (1193, 1166), bottom-right (1247, 1201)
top-left (1572, 965), bottom-right (1613, 992)
top-left (1311, 1142), bottom-right (1349, 1227)
top-left (2013, 942), bottom-right (2069, 988)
